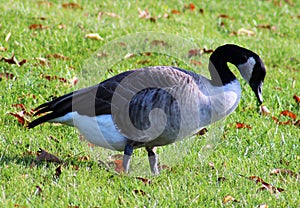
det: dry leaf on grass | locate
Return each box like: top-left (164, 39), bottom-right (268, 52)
top-left (62, 2), bottom-right (82, 9)
top-left (237, 28), bottom-right (255, 36)
top-left (55, 165), bottom-right (62, 178)
top-left (257, 24), bottom-right (277, 31)
top-left (222, 195), bottom-right (239, 204)
top-left (171, 10), bottom-right (181, 14)
top-left (246, 175), bottom-right (284, 194)
top-left (133, 189), bottom-right (146, 196)
top-left (235, 122), bottom-right (252, 129)
top-left (280, 110), bottom-right (297, 119)
top-left (85, 33), bottom-right (104, 41)
top-left (136, 177), bottom-right (151, 185)
top-left (150, 40), bottom-right (168, 47)
top-left (98, 12), bottom-right (120, 20)
top-left (35, 57), bottom-right (50, 67)
top-left (136, 59), bottom-right (150, 65)
top-left (9, 112), bottom-right (29, 126)
top-left (37, 1), bottom-right (53, 7)
top-left (293, 94), bottom-right (300, 104)
top-left (46, 53), bottom-right (69, 60)
top-left (218, 14), bottom-right (234, 19)
top-left (184, 3), bottom-right (195, 11)
top-left (29, 24), bottom-right (49, 30)
top-left (188, 49), bottom-right (201, 57)
top-left (36, 148), bottom-right (62, 163)
top-left (270, 168), bottom-right (299, 178)
top-left (190, 59), bottom-right (202, 66)
top-left (1, 54), bottom-right (27, 66)
top-left (0, 72), bottom-right (15, 80)
top-left (113, 159), bottom-right (124, 173)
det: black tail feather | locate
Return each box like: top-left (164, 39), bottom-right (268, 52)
top-left (28, 112), bottom-right (58, 129)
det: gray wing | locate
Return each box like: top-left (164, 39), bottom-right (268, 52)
top-left (110, 66), bottom-right (212, 145)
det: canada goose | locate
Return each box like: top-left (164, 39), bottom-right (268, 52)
top-left (28, 44), bottom-right (266, 175)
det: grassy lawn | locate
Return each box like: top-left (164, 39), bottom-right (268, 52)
top-left (0, 0), bottom-right (299, 207)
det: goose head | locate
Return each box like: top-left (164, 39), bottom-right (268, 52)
top-left (236, 52), bottom-right (266, 105)
top-left (210, 44), bottom-right (266, 105)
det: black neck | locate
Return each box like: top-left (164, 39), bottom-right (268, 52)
top-left (208, 44), bottom-right (253, 86)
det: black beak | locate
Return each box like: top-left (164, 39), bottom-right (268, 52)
top-left (250, 82), bottom-right (263, 105)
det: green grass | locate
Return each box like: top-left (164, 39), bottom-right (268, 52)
top-left (1, 0), bottom-right (299, 207)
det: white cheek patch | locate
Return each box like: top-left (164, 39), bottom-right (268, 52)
top-left (237, 57), bottom-right (256, 82)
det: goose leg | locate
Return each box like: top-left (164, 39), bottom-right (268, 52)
top-left (146, 147), bottom-right (159, 175)
top-left (122, 144), bottom-right (133, 173)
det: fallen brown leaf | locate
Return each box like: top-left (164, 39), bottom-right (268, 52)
top-left (247, 175), bottom-right (284, 194)
top-left (184, 3), bottom-right (195, 11)
top-left (293, 94), bottom-right (300, 104)
top-left (0, 72), bottom-right (15, 80)
top-left (55, 165), bottom-right (62, 178)
top-left (49, 135), bottom-right (60, 143)
top-left (218, 14), bottom-right (234, 20)
top-left (37, 1), bottom-right (53, 7)
top-left (158, 164), bottom-right (169, 170)
top-left (113, 159), bottom-right (124, 173)
top-left (133, 189), bottom-right (146, 196)
top-left (222, 195), bottom-right (238, 204)
top-left (270, 168), bottom-right (299, 178)
top-left (35, 57), bottom-right (50, 67)
top-left (42, 75), bottom-right (67, 83)
top-left (229, 31), bottom-right (237, 36)
top-left (97, 52), bottom-right (109, 58)
top-left (12, 103), bottom-right (27, 112)
top-left (194, 128), bottom-right (207, 136)
top-left (150, 40), bottom-right (168, 47)
top-left (257, 24), bottom-right (277, 31)
top-left (190, 59), bottom-right (202, 66)
top-left (280, 110), bottom-right (297, 119)
top-left (1, 54), bottom-right (27, 66)
top-left (202, 48), bottom-right (214, 54)
top-left (9, 112), bottom-right (29, 126)
top-left (98, 12), bottom-right (120, 20)
top-left (46, 53), bottom-right (69, 60)
top-left (171, 10), bottom-right (181, 14)
top-left (235, 122), bottom-right (252, 129)
top-left (136, 177), bottom-right (151, 185)
top-left (77, 155), bottom-right (90, 161)
top-left (137, 59), bottom-right (151, 65)
top-left (188, 49), bottom-right (201, 57)
top-left (36, 148), bottom-right (62, 163)
top-left (62, 2), bottom-right (82, 9)
top-left (294, 119), bottom-right (300, 127)
top-left (29, 24), bottom-right (49, 30)
top-left (218, 177), bottom-right (226, 182)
